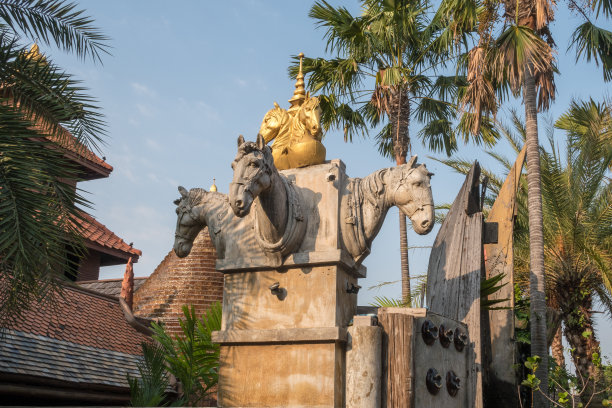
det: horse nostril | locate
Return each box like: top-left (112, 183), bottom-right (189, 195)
top-left (421, 220), bottom-right (431, 229)
top-left (235, 199), bottom-right (243, 208)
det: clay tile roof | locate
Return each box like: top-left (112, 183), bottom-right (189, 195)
top-left (2, 282), bottom-right (151, 356)
top-left (42, 124), bottom-right (113, 173)
top-left (78, 277), bottom-right (147, 297)
top-left (0, 330), bottom-right (143, 388)
top-left (74, 212), bottom-right (142, 260)
top-left (0, 282), bottom-right (152, 389)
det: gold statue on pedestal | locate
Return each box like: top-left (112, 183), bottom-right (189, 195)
top-left (259, 53), bottom-right (326, 170)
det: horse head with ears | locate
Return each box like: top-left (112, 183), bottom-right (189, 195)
top-left (173, 186), bottom-right (206, 258)
top-left (392, 156), bottom-right (435, 235)
top-left (294, 94), bottom-right (322, 141)
top-left (229, 134), bottom-right (276, 217)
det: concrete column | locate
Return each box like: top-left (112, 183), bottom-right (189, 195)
top-left (346, 317), bottom-right (382, 408)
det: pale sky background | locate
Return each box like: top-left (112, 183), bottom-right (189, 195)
top-left (45, 1), bottom-right (610, 361)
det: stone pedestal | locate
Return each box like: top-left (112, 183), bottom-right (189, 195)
top-left (212, 161), bottom-right (365, 407)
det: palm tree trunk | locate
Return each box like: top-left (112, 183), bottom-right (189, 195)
top-left (389, 85), bottom-right (411, 302)
top-left (551, 325), bottom-right (565, 368)
top-left (399, 212), bottom-right (410, 302)
top-left (523, 59), bottom-right (549, 407)
top-left (564, 300), bottom-right (602, 405)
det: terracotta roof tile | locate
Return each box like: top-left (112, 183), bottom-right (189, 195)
top-left (74, 212), bottom-right (142, 259)
top-left (39, 123), bottom-right (113, 172)
top-left (3, 282), bottom-right (150, 355)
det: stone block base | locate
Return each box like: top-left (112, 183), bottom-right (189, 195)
top-left (217, 342), bottom-right (344, 407)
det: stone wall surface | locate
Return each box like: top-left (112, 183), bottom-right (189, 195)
top-left (133, 228), bottom-right (223, 336)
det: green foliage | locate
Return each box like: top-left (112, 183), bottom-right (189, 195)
top-left (0, 0), bottom-right (109, 62)
top-left (371, 295), bottom-right (410, 307)
top-left (570, 22), bottom-right (612, 82)
top-left (128, 342), bottom-right (170, 407)
top-left (0, 1), bottom-right (108, 327)
top-left (368, 253), bottom-right (510, 310)
top-left (480, 272), bottom-right (509, 310)
top-left (514, 284), bottom-right (531, 345)
top-left (491, 25), bottom-right (556, 94)
top-left (523, 355), bottom-right (612, 407)
top-left (369, 274), bottom-right (427, 307)
top-left (150, 302), bottom-right (222, 406)
top-left (437, 99), bottom-right (612, 337)
top-left (291, 0), bottom-right (492, 158)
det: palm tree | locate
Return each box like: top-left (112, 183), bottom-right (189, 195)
top-left (291, 0), bottom-right (498, 301)
top-left (440, 102), bottom-right (612, 404)
top-left (547, 99), bottom-right (611, 382)
top-left (0, 0), bottom-right (109, 326)
top-left (439, 0), bottom-right (611, 401)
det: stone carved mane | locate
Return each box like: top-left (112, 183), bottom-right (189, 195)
top-left (173, 186), bottom-right (277, 265)
top-left (341, 155), bottom-right (435, 265)
top-left (229, 134), bottom-right (307, 257)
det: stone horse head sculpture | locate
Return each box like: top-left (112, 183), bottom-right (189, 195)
top-left (229, 134), bottom-right (307, 256)
top-left (340, 155), bottom-right (435, 264)
top-left (173, 185), bottom-right (274, 267)
top-left (173, 186), bottom-right (228, 258)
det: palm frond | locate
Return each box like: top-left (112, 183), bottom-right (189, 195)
top-left (481, 273), bottom-right (510, 310)
top-left (0, 0), bottom-right (110, 62)
top-left (319, 93), bottom-right (369, 142)
top-left (491, 25), bottom-right (555, 93)
top-left (592, 0), bottom-right (612, 19)
top-left (418, 118), bottom-right (457, 155)
top-left (0, 34), bottom-right (106, 150)
top-left (150, 303), bottom-right (221, 405)
top-left (0, 102), bottom-right (93, 326)
top-left (309, 1), bottom-right (371, 57)
top-left (128, 342), bottom-right (170, 408)
top-left (569, 21), bottom-right (612, 82)
top-left (373, 122), bottom-right (394, 159)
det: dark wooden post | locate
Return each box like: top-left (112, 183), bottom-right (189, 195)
top-left (379, 310), bottom-right (418, 407)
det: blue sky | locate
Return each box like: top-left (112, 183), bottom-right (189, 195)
top-left (46, 1), bottom-right (610, 358)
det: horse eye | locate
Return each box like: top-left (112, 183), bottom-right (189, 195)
top-left (413, 182), bottom-right (422, 187)
top-left (250, 162), bottom-right (259, 168)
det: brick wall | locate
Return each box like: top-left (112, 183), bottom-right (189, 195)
top-left (132, 228), bottom-right (223, 337)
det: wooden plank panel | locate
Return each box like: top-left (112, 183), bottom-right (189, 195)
top-left (461, 212), bottom-right (483, 408)
top-left (483, 146), bottom-right (526, 407)
top-left (427, 162), bottom-right (483, 408)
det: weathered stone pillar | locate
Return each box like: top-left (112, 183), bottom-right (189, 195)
top-left (346, 316), bottom-right (381, 408)
top-left (212, 161), bottom-right (366, 407)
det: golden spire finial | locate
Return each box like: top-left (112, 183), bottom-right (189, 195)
top-left (209, 178), bottom-right (218, 192)
top-left (25, 43), bottom-right (47, 64)
top-left (288, 53), bottom-right (306, 110)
